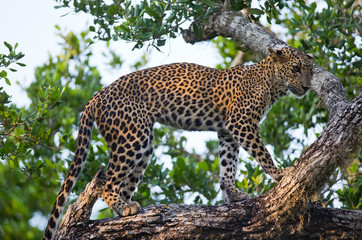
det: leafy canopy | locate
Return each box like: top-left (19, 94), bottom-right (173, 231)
top-left (55, 0), bottom-right (287, 49)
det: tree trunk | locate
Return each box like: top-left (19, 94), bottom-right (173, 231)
top-left (55, 9), bottom-right (362, 240)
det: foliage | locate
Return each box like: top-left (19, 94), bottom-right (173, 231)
top-left (55, 0), bottom-right (289, 49)
top-left (1, 0), bottom-right (361, 239)
top-left (280, 0), bottom-right (361, 100)
top-left (0, 29), bottom-right (105, 239)
top-left (336, 160), bottom-right (362, 210)
top-left (0, 41), bottom-right (57, 181)
top-left (0, 42), bottom-right (26, 85)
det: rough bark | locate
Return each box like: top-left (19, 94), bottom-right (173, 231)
top-left (55, 167), bottom-right (362, 240)
top-left (55, 9), bottom-right (362, 240)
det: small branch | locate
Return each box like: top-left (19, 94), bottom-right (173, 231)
top-left (5, 133), bottom-right (61, 151)
top-left (1, 108), bottom-right (41, 128)
top-left (229, 51), bottom-right (245, 68)
top-left (174, 146), bottom-right (205, 162)
top-left (3, 113), bottom-right (22, 135)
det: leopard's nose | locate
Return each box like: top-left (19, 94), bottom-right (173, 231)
top-left (302, 86), bottom-right (310, 92)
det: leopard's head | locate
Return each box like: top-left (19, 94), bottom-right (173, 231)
top-left (269, 47), bottom-right (314, 97)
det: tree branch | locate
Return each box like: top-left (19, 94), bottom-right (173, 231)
top-left (55, 167), bottom-right (362, 239)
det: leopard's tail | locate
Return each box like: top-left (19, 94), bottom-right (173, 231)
top-left (43, 103), bottom-right (94, 240)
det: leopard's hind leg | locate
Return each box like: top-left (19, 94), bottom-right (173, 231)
top-left (97, 112), bottom-right (154, 216)
top-left (218, 131), bottom-right (250, 202)
top-left (118, 134), bottom-right (154, 203)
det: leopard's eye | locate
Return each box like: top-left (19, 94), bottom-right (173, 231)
top-left (292, 65), bottom-right (301, 73)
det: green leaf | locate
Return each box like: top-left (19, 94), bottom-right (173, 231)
top-left (0, 70), bottom-right (7, 78)
top-left (300, 3), bottom-right (311, 10)
top-left (4, 41), bottom-right (13, 52)
top-left (248, 8), bottom-right (264, 15)
top-left (199, 0), bottom-right (214, 7)
top-left (176, 157), bottom-right (186, 170)
top-left (16, 62), bottom-right (26, 67)
top-left (5, 77), bottom-right (11, 86)
top-left (112, 34), bottom-right (118, 41)
top-left (145, 5), bottom-right (159, 20)
top-left (197, 161), bottom-right (209, 172)
top-left (157, 39), bottom-right (166, 47)
top-left (190, 3), bottom-right (204, 14)
top-left (3, 140), bottom-right (13, 154)
top-left (16, 52), bottom-right (25, 60)
top-left (192, 23), bottom-right (201, 40)
top-left (345, 0), bottom-right (355, 8)
top-left (170, 5), bottom-right (184, 10)
top-left (13, 158), bottom-right (20, 168)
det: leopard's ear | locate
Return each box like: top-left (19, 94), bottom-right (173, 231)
top-left (268, 47), bottom-right (287, 63)
top-left (307, 53), bottom-right (314, 60)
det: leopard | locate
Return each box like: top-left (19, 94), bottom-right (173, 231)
top-left (43, 46), bottom-right (314, 239)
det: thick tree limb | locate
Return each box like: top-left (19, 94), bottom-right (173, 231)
top-left (55, 9), bottom-right (361, 240)
top-left (55, 166), bottom-right (362, 239)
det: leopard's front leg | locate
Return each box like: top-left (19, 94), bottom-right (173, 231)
top-left (218, 131), bottom-right (250, 203)
top-left (225, 103), bottom-right (286, 183)
top-left (229, 121), bottom-right (284, 182)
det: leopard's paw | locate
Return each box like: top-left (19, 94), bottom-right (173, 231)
top-left (224, 187), bottom-right (250, 203)
top-left (113, 201), bottom-right (141, 217)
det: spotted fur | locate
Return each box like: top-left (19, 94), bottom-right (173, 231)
top-left (43, 46), bottom-right (313, 239)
